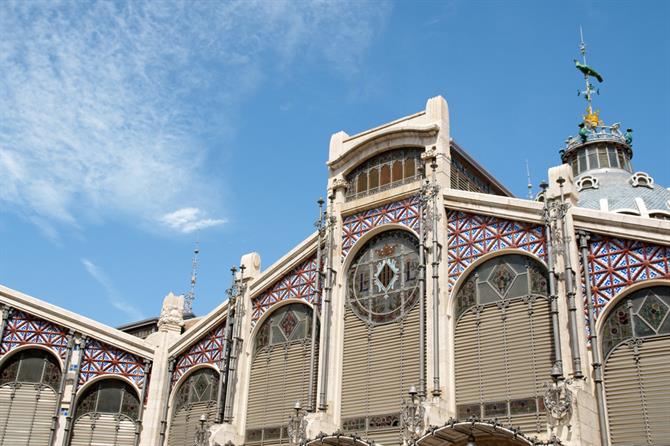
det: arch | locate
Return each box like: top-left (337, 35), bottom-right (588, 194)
top-left (169, 362), bottom-right (219, 407)
top-left (598, 284), bottom-right (670, 444)
top-left (342, 223), bottom-right (420, 272)
top-left (415, 421), bottom-right (559, 446)
top-left (249, 297), bottom-right (319, 342)
top-left (74, 372), bottom-right (142, 402)
top-left (0, 347), bottom-right (63, 445)
top-left (451, 253), bottom-right (553, 434)
top-left (0, 342), bottom-right (65, 373)
top-left (448, 248), bottom-right (549, 315)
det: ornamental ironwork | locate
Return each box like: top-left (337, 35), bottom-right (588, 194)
top-left (287, 401), bottom-right (308, 446)
top-left (347, 230), bottom-right (420, 325)
top-left (400, 386), bottom-right (425, 445)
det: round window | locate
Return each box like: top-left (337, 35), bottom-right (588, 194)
top-left (347, 230), bottom-right (420, 324)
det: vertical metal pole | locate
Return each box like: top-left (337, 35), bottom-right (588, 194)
top-left (223, 271), bottom-right (245, 422)
top-left (418, 179), bottom-right (427, 398)
top-left (159, 358), bottom-right (175, 446)
top-left (62, 335), bottom-right (85, 446)
top-left (308, 198), bottom-right (325, 410)
top-left (49, 330), bottom-right (74, 446)
top-left (318, 194), bottom-right (335, 411)
top-left (557, 179), bottom-right (583, 379)
top-left (578, 231), bottom-right (609, 446)
top-left (430, 159), bottom-right (441, 397)
top-left (134, 360), bottom-right (152, 446)
top-left (541, 182), bottom-right (564, 379)
top-left (218, 268), bottom-right (237, 423)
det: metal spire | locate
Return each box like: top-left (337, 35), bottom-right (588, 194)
top-left (526, 159), bottom-right (533, 199)
top-left (577, 26), bottom-right (600, 127)
top-left (184, 237), bottom-right (200, 315)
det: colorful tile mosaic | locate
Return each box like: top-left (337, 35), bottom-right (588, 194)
top-left (446, 210), bottom-right (546, 289)
top-left (251, 256), bottom-right (319, 325)
top-left (79, 339), bottom-right (148, 389)
top-left (342, 195), bottom-right (421, 259)
top-left (584, 234), bottom-right (670, 318)
top-left (172, 322), bottom-right (226, 385)
top-left (0, 309), bottom-right (69, 360)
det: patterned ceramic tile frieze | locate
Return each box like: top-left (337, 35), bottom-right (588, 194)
top-left (172, 322), bottom-right (226, 386)
top-left (447, 210), bottom-right (546, 289)
top-left (0, 309), bottom-right (69, 360)
top-left (79, 339), bottom-right (148, 389)
top-left (584, 234), bottom-right (670, 318)
top-left (341, 195), bottom-right (421, 259)
top-left (250, 256), bottom-right (319, 326)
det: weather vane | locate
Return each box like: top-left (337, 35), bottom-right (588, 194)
top-left (575, 26), bottom-right (604, 128)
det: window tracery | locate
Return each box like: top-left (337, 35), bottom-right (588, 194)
top-left (0, 349), bottom-right (61, 390)
top-left (173, 368), bottom-right (219, 415)
top-left (75, 379), bottom-right (140, 421)
top-left (347, 230), bottom-right (420, 325)
top-left (345, 148), bottom-right (423, 200)
top-left (254, 303), bottom-right (316, 353)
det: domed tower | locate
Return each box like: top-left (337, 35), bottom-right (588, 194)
top-left (560, 35), bottom-right (670, 219)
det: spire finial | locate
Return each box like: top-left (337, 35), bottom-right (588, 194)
top-left (525, 159), bottom-right (533, 199)
top-left (575, 26), bottom-right (603, 127)
top-left (184, 235), bottom-right (200, 315)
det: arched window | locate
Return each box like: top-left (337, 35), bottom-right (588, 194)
top-left (345, 148), bottom-right (423, 200)
top-left (168, 368), bottom-right (219, 446)
top-left (246, 303), bottom-right (317, 445)
top-left (341, 230), bottom-right (421, 444)
top-left (601, 286), bottom-right (670, 445)
top-left (453, 254), bottom-right (553, 433)
top-left (70, 379), bottom-right (140, 446)
top-left (0, 349), bottom-right (62, 445)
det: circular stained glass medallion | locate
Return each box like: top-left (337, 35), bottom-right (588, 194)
top-left (347, 230), bottom-right (420, 324)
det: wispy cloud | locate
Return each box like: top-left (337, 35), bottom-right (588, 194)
top-left (81, 258), bottom-right (144, 321)
top-left (0, 1), bottom-right (390, 234)
top-left (160, 207), bottom-right (226, 233)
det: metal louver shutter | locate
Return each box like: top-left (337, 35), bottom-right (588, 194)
top-left (454, 298), bottom-right (552, 433)
top-left (245, 340), bottom-right (314, 446)
top-left (0, 384), bottom-right (57, 446)
top-left (341, 305), bottom-right (420, 445)
top-left (167, 401), bottom-right (217, 446)
top-left (70, 413), bottom-right (136, 446)
top-left (604, 337), bottom-right (670, 445)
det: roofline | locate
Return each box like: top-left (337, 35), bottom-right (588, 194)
top-left (450, 139), bottom-right (515, 197)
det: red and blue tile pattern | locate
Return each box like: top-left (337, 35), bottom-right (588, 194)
top-left (79, 339), bottom-right (148, 389)
top-left (172, 322), bottom-right (226, 386)
top-left (251, 256), bottom-right (319, 325)
top-left (585, 234), bottom-right (670, 318)
top-left (446, 210), bottom-right (546, 289)
top-left (0, 310), bottom-right (69, 360)
top-left (342, 195), bottom-right (421, 259)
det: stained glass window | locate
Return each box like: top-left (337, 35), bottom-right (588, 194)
top-left (75, 379), bottom-right (141, 420)
top-left (0, 349), bottom-right (61, 390)
top-left (601, 286), bottom-right (670, 358)
top-left (345, 148), bottom-right (423, 200)
top-left (254, 303), bottom-right (316, 352)
top-left (173, 368), bottom-right (219, 414)
top-left (347, 230), bottom-right (420, 324)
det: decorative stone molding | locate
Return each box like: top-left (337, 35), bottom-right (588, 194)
top-left (575, 175), bottom-right (599, 191)
top-left (630, 171), bottom-right (654, 188)
top-left (331, 176), bottom-right (350, 192)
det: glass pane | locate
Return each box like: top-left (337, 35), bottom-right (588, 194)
top-left (356, 173), bottom-right (367, 195)
top-left (608, 147), bottom-right (619, 168)
top-left (457, 404), bottom-right (481, 420)
top-left (16, 352), bottom-right (45, 383)
top-left (76, 387), bottom-right (98, 415)
top-left (392, 160), bottom-right (403, 183)
top-left (0, 355), bottom-right (20, 386)
top-left (617, 150), bottom-right (626, 171)
top-left (380, 164), bottom-right (391, 186)
top-left (571, 157), bottom-right (578, 177)
top-left (578, 151), bottom-right (587, 173)
top-left (404, 158), bottom-right (415, 179)
top-left (588, 148), bottom-right (599, 170)
top-left (369, 168), bottom-right (379, 189)
top-left (42, 355), bottom-right (61, 389)
top-left (598, 147), bottom-right (609, 168)
top-left (484, 401), bottom-right (508, 418)
top-left (96, 382), bottom-right (124, 413)
top-left (122, 387), bottom-right (140, 420)
top-left (511, 398), bottom-right (537, 415)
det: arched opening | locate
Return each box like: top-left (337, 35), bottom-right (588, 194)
top-left (69, 378), bottom-right (140, 446)
top-left (453, 254), bottom-right (553, 434)
top-left (600, 285), bottom-right (670, 445)
top-left (245, 302), bottom-right (318, 445)
top-left (0, 348), bottom-right (61, 445)
top-left (167, 367), bottom-right (219, 446)
top-left (341, 229), bottom-right (421, 445)
top-left (415, 421), bottom-right (556, 446)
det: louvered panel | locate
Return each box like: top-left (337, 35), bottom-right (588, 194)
top-left (167, 401), bottom-right (217, 446)
top-left (0, 384), bottom-right (57, 446)
top-left (478, 307), bottom-right (507, 403)
top-left (454, 312), bottom-right (481, 406)
top-left (71, 413), bottom-right (136, 446)
top-left (246, 349), bottom-right (272, 427)
top-left (365, 428), bottom-right (402, 445)
top-left (638, 338), bottom-right (670, 444)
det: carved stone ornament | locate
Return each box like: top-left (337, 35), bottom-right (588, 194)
top-left (158, 292), bottom-right (185, 331)
top-left (543, 379), bottom-right (573, 422)
top-left (332, 177), bottom-right (349, 192)
top-left (420, 146), bottom-right (437, 162)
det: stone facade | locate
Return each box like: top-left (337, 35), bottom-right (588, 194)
top-left (1, 96), bottom-right (669, 446)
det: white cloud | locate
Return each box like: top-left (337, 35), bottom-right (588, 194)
top-left (81, 258), bottom-right (144, 321)
top-left (160, 207), bottom-right (226, 233)
top-left (0, 1), bottom-right (390, 234)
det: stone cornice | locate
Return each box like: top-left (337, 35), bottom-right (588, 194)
top-left (572, 206), bottom-right (670, 245)
top-left (443, 189), bottom-right (544, 224)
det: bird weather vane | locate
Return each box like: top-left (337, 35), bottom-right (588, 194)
top-left (574, 26), bottom-right (604, 128)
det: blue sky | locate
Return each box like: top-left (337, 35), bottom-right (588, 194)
top-left (1, 1), bottom-right (668, 327)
